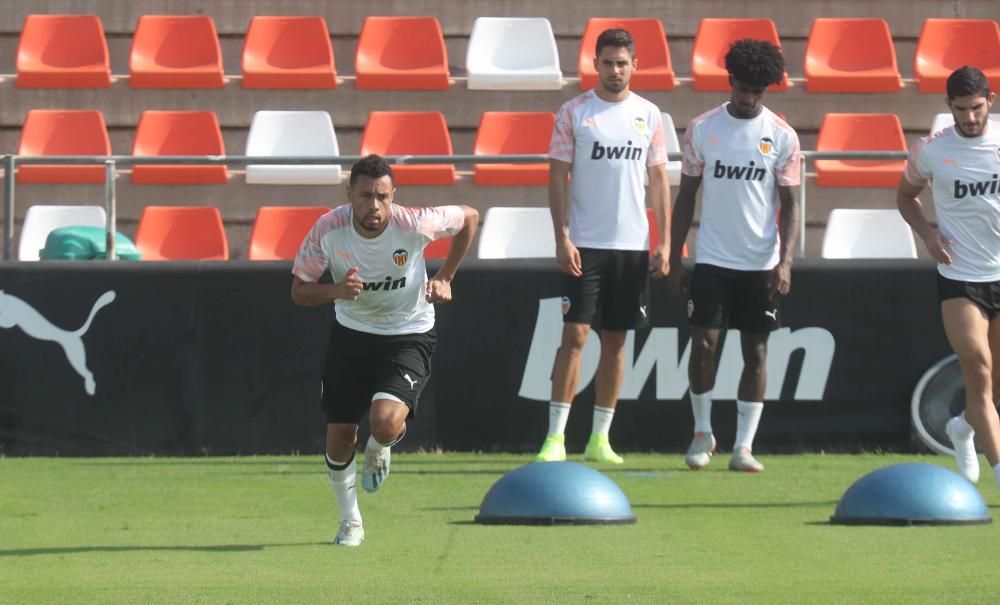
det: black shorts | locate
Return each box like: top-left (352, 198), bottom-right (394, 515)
top-left (321, 321), bottom-right (436, 424)
top-left (687, 263), bottom-right (779, 333)
top-left (562, 248), bottom-right (650, 331)
top-left (937, 273), bottom-right (1000, 319)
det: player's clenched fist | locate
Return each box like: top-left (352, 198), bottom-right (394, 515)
top-left (425, 279), bottom-right (452, 303)
top-left (337, 267), bottom-right (364, 300)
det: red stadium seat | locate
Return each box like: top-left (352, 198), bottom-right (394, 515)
top-left (578, 18), bottom-right (674, 90)
top-left (424, 236), bottom-right (453, 260)
top-left (242, 16), bottom-right (336, 89)
top-left (16, 15), bottom-right (111, 88)
top-left (129, 15), bottom-right (224, 88)
top-left (248, 206), bottom-right (331, 261)
top-left (646, 208), bottom-right (687, 257)
top-left (359, 112), bottom-right (455, 185)
top-left (355, 16), bottom-right (449, 90)
top-left (914, 19), bottom-right (1000, 93)
top-left (815, 113), bottom-right (907, 187)
top-left (804, 18), bottom-right (901, 93)
top-left (135, 206), bottom-right (229, 261)
top-left (131, 111), bottom-right (228, 185)
top-left (691, 18), bottom-right (787, 92)
top-left (17, 110), bottom-right (111, 184)
top-left (473, 112), bottom-right (554, 186)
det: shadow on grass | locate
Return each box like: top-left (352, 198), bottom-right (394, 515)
top-left (0, 542), bottom-right (328, 557)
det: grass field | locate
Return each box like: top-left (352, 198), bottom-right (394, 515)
top-left (1, 452), bottom-right (998, 604)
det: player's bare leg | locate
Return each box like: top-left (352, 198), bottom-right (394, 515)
top-left (731, 333), bottom-right (767, 472)
top-left (536, 322), bottom-right (590, 462)
top-left (584, 329), bottom-right (626, 464)
top-left (686, 327), bottom-right (720, 469)
top-left (942, 299), bottom-right (1000, 483)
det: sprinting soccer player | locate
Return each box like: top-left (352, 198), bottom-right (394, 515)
top-left (897, 65), bottom-right (1000, 486)
top-left (291, 154), bottom-right (478, 546)
top-left (669, 39), bottom-right (800, 473)
top-left (534, 28), bottom-right (670, 465)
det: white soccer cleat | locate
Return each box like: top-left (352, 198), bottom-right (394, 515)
top-left (685, 432), bottom-right (716, 470)
top-left (333, 520), bottom-right (364, 546)
top-left (729, 447), bottom-right (764, 473)
top-left (946, 416), bottom-right (980, 483)
top-left (361, 446), bottom-right (390, 493)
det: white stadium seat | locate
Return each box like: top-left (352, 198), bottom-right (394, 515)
top-left (477, 207), bottom-right (555, 259)
top-left (245, 110), bottom-right (342, 185)
top-left (821, 208), bottom-right (917, 259)
top-left (18, 205), bottom-right (107, 261)
top-left (466, 17), bottom-right (563, 90)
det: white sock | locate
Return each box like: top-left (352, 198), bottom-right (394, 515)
top-left (993, 463), bottom-right (1000, 487)
top-left (326, 454), bottom-right (361, 524)
top-left (951, 413), bottom-right (975, 439)
top-left (734, 400), bottom-right (764, 452)
top-left (592, 405), bottom-right (615, 436)
top-left (366, 434), bottom-right (388, 453)
top-left (691, 390), bottom-right (713, 434)
top-left (548, 402), bottom-right (571, 436)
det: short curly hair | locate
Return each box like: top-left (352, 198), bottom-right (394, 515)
top-left (724, 39), bottom-right (785, 88)
top-left (349, 154), bottom-right (394, 186)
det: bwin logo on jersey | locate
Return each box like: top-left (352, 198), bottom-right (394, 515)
top-left (713, 159), bottom-right (766, 181)
top-left (953, 174), bottom-right (999, 199)
top-left (591, 140), bottom-right (644, 161)
top-left (392, 248), bottom-right (409, 267)
top-left (363, 276), bottom-right (407, 291)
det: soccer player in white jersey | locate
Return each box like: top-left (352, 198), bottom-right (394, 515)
top-left (669, 39), bottom-right (800, 473)
top-left (897, 66), bottom-right (1000, 487)
top-left (535, 28), bottom-right (670, 464)
top-left (291, 154), bottom-right (478, 546)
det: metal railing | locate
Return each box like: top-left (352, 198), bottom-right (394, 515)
top-left (2, 151), bottom-right (909, 260)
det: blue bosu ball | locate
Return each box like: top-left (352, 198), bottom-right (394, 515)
top-left (831, 462), bottom-right (991, 526)
top-left (475, 461), bottom-right (636, 525)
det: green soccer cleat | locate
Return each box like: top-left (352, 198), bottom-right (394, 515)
top-left (583, 433), bottom-right (624, 464)
top-left (534, 434), bottom-right (567, 462)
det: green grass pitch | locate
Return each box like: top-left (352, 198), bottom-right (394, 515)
top-left (1, 453), bottom-right (997, 604)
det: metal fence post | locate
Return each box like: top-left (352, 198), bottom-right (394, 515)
top-left (799, 154), bottom-right (807, 257)
top-left (3, 155), bottom-right (15, 261)
top-left (105, 160), bottom-right (116, 260)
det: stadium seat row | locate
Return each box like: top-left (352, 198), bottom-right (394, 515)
top-left (16, 108), bottom-right (996, 189)
top-left (17, 205), bottom-right (669, 262)
top-left (15, 15), bottom-right (1000, 92)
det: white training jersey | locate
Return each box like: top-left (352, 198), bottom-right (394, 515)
top-left (292, 204), bottom-right (466, 335)
top-left (682, 103), bottom-right (801, 271)
top-left (905, 120), bottom-right (1000, 282)
top-left (549, 89), bottom-right (667, 251)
